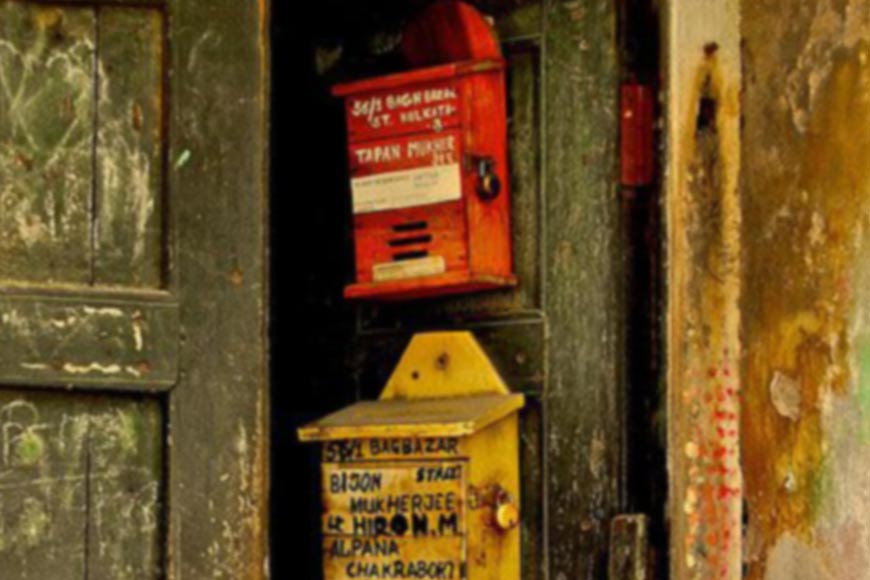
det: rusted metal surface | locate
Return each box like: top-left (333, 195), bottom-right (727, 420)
top-left (741, 0), bottom-right (870, 578)
top-left (664, 1), bottom-right (742, 578)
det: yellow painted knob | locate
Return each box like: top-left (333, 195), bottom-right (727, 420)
top-left (495, 503), bottom-right (520, 531)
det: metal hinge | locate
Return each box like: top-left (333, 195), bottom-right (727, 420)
top-left (620, 84), bottom-right (656, 187)
top-left (608, 514), bottom-right (651, 580)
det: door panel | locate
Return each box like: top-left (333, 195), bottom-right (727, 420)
top-left (95, 7), bottom-right (165, 289)
top-left (0, 1), bottom-right (166, 289)
top-left (0, 3), bottom-right (96, 285)
top-left (0, 391), bottom-right (163, 580)
top-left (0, 0), bottom-right (269, 578)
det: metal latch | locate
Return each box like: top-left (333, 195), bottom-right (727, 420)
top-left (620, 84), bottom-right (656, 187)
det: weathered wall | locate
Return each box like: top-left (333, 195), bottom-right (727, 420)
top-left (742, 1), bottom-right (870, 578)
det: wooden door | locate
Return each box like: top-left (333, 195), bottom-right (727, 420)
top-left (0, 1), bottom-right (268, 578)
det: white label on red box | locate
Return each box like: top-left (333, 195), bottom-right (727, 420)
top-left (350, 131), bottom-right (462, 214)
top-left (372, 256), bottom-right (447, 282)
top-left (351, 164), bottom-right (461, 214)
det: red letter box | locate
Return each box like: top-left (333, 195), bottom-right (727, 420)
top-left (334, 1), bottom-right (516, 301)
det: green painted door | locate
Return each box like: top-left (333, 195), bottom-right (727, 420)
top-left (0, 1), bottom-right (269, 578)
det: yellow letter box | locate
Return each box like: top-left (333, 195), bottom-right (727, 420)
top-left (299, 331), bottom-right (524, 580)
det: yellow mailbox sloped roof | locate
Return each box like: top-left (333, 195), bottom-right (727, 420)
top-left (298, 332), bottom-right (525, 442)
top-left (298, 393), bottom-right (525, 441)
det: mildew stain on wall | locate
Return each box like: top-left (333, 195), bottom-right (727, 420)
top-left (742, 0), bottom-right (870, 578)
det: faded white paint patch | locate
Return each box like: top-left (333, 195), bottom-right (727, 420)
top-left (19, 363), bottom-right (49, 371)
top-left (61, 362), bottom-right (123, 375)
top-left (132, 313), bottom-right (145, 352)
top-left (588, 429), bottom-right (606, 479)
top-left (770, 371), bottom-right (802, 421)
top-left (82, 306), bottom-right (124, 318)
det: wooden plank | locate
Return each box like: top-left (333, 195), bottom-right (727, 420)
top-left (0, 3), bottom-right (95, 285)
top-left (95, 7), bottom-right (166, 289)
top-left (0, 295), bottom-right (179, 391)
top-left (542, 0), bottom-right (623, 578)
top-left (0, 390), bottom-right (163, 580)
top-left (166, 0), bottom-right (269, 577)
top-left (663, 1), bottom-right (742, 579)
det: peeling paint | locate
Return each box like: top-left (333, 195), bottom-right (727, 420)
top-left (742, 1), bottom-right (870, 578)
top-left (61, 362), bottom-right (126, 376)
top-left (666, 2), bottom-right (743, 578)
top-left (770, 372), bottom-right (802, 421)
top-left (82, 306), bottom-right (124, 318)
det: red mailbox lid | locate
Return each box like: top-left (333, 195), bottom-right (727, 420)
top-left (332, 59), bottom-right (503, 98)
top-left (332, 1), bottom-right (504, 144)
top-left (401, 0), bottom-right (502, 67)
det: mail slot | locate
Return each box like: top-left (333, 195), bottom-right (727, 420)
top-left (334, 1), bottom-right (516, 301)
top-left (299, 332), bottom-right (524, 579)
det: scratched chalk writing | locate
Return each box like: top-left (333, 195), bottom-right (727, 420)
top-left (0, 394), bottom-right (163, 577)
top-left (322, 461), bottom-right (466, 580)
